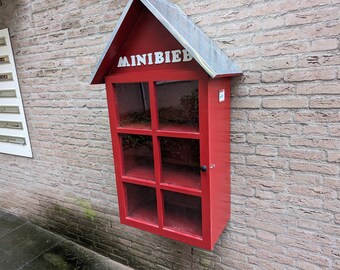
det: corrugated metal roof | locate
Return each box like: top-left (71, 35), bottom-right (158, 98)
top-left (90, 0), bottom-right (242, 84)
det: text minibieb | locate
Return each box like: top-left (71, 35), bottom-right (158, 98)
top-left (117, 49), bottom-right (193, 68)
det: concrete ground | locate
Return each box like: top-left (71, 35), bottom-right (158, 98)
top-left (0, 209), bottom-right (133, 270)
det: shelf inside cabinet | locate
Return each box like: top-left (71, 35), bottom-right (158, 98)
top-left (122, 176), bottom-right (156, 188)
top-left (160, 183), bottom-right (201, 197)
top-left (156, 130), bottom-right (199, 140)
top-left (158, 124), bottom-right (199, 133)
top-left (160, 137), bottom-right (201, 189)
top-left (163, 191), bottom-right (202, 237)
top-left (162, 164), bottom-right (201, 189)
top-left (125, 183), bottom-right (158, 226)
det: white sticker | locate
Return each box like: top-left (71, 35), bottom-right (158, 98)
top-left (219, 89), bottom-right (225, 103)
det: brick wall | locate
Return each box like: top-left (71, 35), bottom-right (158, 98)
top-left (0, 0), bottom-right (339, 269)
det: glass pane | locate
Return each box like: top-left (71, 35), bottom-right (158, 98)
top-left (156, 80), bottom-right (199, 132)
top-left (163, 191), bottom-right (202, 236)
top-left (115, 83), bottom-right (151, 129)
top-left (125, 183), bottom-right (158, 225)
top-left (121, 134), bottom-right (154, 181)
top-left (160, 137), bottom-right (200, 189)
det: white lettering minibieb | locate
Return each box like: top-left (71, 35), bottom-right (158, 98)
top-left (117, 49), bottom-right (193, 68)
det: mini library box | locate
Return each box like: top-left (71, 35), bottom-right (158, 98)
top-left (91, 0), bottom-right (241, 250)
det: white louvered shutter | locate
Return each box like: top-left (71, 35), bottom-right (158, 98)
top-left (0, 28), bottom-right (32, 158)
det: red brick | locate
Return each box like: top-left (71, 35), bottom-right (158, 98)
top-left (231, 122), bottom-right (254, 133)
top-left (249, 218), bottom-right (286, 233)
top-left (297, 83), bottom-right (340, 95)
top-left (262, 41), bottom-right (308, 56)
top-left (302, 124), bottom-right (328, 136)
top-left (233, 165), bottom-right (274, 179)
top-left (230, 144), bottom-right (255, 154)
top-left (294, 111), bottom-right (340, 123)
top-left (249, 84), bottom-right (295, 96)
top-left (299, 0), bottom-right (339, 8)
top-left (290, 160), bottom-right (338, 175)
top-left (230, 111), bottom-right (247, 120)
top-left (231, 97), bottom-right (261, 109)
top-left (248, 110), bottom-right (292, 122)
top-left (276, 171), bottom-right (322, 185)
top-left (255, 145), bottom-right (278, 156)
top-left (247, 56), bottom-right (296, 71)
top-left (256, 250), bottom-right (295, 266)
top-left (285, 7), bottom-right (339, 26)
top-left (310, 96), bottom-right (340, 108)
top-left (296, 260), bottom-right (325, 270)
top-left (279, 147), bottom-right (325, 161)
top-left (262, 97), bottom-right (309, 108)
top-left (287, 184), bottom-right (336, 199)
top-left (251, 0), bottom-right (300, 16)
top-left (327, 151), bottom-right (340, 163)
top-left (247, 177), bottom-right (286, 193)
top-left (247, 134), bottom-right (289, 146)
top-left (324, 177), bottom-right (340, 189)
top-left (284, 67), bottom-right (337, 82)
top-left (254, 122), bottom-right (299, 135)
top-left (260, 71), bottom-right (282, 83)
top-left (252, 28), bottom-right (301, 44)
top-left (290, 136), bottom-right (338, 149)
top-left (246, 155), bottom-right (287, 169)
top-left (230, 134), bottom-right (246, 143)
top-left (311, 38), bottom-right (339, 51)
top-left (335, 214), bottom-right (340, 225)
top-left (300, 20), bottom-right (340, 39)
top-left (278, 193), bottom-right (323, 208)
top-left (287, 205), bottom-right (333, 221)
top-left (261, 16), bottom-right (285, 30)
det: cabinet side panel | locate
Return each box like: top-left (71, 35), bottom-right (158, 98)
top-left (208, 78), bottom-right (231, 247)
top-left (105, 80), bottom-right (127, 221)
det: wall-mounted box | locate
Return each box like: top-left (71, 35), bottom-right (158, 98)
top-left (91, 0), bottom-right (241, 250)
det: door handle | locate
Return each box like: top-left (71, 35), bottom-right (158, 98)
top-left (200, 165), bottom-right (207, 172)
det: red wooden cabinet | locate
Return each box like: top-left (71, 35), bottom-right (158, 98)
top-left (91, 0), bottom-right (241, 250)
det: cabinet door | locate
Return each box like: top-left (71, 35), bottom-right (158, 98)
top-left (155, 80), bottom-right (201, 190)
top-left (155, 79), bottom-right (207, 238)
top-left (107, 73), bottom-right (209, 246)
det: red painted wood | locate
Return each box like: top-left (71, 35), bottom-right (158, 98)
top-left (102, 3), bottom-right (233, 250)
top-left (106, 70), bottom-right (206, 84)
top-left (110, 8), bottom-right (204, 76)
top-left (149, 81), bottom-right (164, 228)
top-left (105, 80), bottom-right (127, 222)
top-left (197, 78), bottom-right (211, 247)
top-left (208, 78), bottom-right (231, 248)
top-left (122, 176), bottom-right (156, 188)
top-left (116, 127), bottom-right (152, 136)
top-left (156, 130), bottom-right (200, 139)
top-left (159, 183), bottom-right (201, 197)
top-left (92, 1), bottom-right (145, 84)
